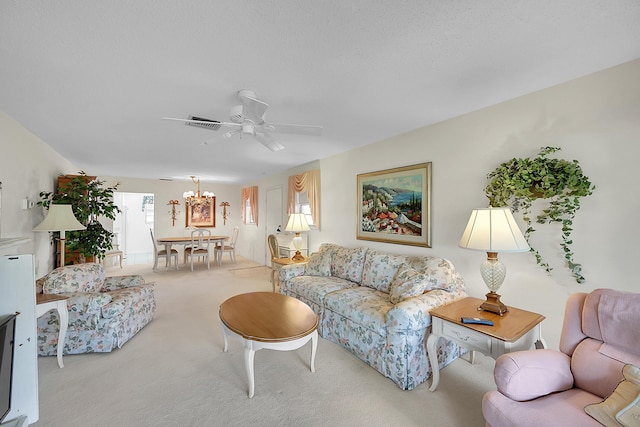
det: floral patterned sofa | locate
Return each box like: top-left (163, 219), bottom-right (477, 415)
top-left (278, 243), bottom-right (467, 390)
top-left (37, 263), bottom-right (156, 355)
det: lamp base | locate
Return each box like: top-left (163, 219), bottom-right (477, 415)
top-left (291, 250), bottom-right (305, 261)
top-left (478, 291), bottom-right (509, 316)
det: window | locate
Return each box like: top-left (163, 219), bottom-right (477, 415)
top-left (143, 196), bottom-right (154, 224)
top-left (244, 198), bottom-right (255, 224)
top-left (296, 191), bottom-right (315, 229)
top-left (241, 186), bottom-right (258, 225)
top-left (287, 169), bottom-right (320, 230)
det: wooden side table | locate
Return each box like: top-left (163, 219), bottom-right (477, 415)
top-left (270, 256), bottom-right (308, 292)
top-left (36, 293), bottom-right (69, 368)
top-left (427, 296), bottom-right (546, 391)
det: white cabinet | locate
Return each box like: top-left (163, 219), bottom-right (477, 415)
top-left (0, 255), bottom-right (38, 425)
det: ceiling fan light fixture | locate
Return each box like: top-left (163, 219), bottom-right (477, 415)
top-left (230, 105), bottom-right (243, 123)
top-left (241, 123), bottom-right (255, 135)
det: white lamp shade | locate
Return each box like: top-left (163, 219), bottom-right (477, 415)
top-left (33, 204), bottom-right (86, 232)
top-left (459, 207), bottom-right (529, 252)
top-left (285, 213), bottom-right (310, 233)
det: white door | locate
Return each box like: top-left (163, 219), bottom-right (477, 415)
top-left (113, 192), bottom-right (154, 265)
top-left (265, 186), bottom-right (283, 266)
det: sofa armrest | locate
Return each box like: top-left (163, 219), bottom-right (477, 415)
top-left (387, 289), bottom-right (466, 331)
top-left (101, 282), bottom-right (156, 319)
top-left (494, 349), bottom-right (574, 402)
top-left (101, 275), bottom-right (146, 292)
top-left (58, 292), bottom-right (113, 329)
top-left (65, 292), bottom-right (113, 314)
top-left (278, 264), bottom-right (308, 284)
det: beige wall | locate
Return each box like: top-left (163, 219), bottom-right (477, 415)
top-left (0, 111), bottom-right (77, 276)
top-left (247, 59), bottom-right (640, 349)
top-left (2, 59), bottom-right (639, 349)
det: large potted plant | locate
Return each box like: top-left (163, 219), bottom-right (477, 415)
top-left (39, 172), bottom-right (120, 265)
top-left (484, 147), bottom-right (594, 283)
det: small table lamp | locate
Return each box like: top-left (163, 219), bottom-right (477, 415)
top-left (459, 207), bottom-right (529, 315)
top-left (34, 204), bottom-right (86, 267)
top-left (285, 213), bottom-right (310, 261)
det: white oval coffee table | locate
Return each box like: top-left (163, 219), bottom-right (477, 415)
top-left (219, 292), bottom-right (319, 398)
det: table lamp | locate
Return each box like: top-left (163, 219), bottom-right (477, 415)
top-left (458, 207), bottom-right (529, 315)
top-left (285, 213), bottom-right (310, 261)
top-left (34, 204), bottom-right (86, 267)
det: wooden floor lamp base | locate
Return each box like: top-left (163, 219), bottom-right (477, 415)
top-left (478, 291), bottom-right (509, 316)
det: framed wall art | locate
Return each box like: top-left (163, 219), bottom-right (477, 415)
top-left (356, 162), bottom-right (431, 247)
top-left (186, 198), bottom-right (216, 227)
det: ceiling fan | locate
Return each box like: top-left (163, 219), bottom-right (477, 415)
top-left (163, 90), bottom-right (323, 151)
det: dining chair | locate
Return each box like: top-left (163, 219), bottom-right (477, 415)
top-left (184, 229), bottom-right (212, 271)
top-left (182, 226), bottom-right (197, 264)
top-left (103, 234), bottom-right (124, 268)
top-left (215, 226), bottom-right (239, 265)
top-left (150, 229), bottom-right (179, 271)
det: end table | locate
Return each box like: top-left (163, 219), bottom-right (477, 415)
top-left (270, 256), bottom-right (308, 292)
top-left (36, 293), bottom-right (69, 368)
top-left (427, 296), bottom-right (546, 391)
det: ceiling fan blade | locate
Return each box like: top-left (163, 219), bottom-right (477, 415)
top-left (265, 122), bottom-right (323, 136)
top-left (162, 117), bottom-right (240, 131)
top-left (255, 132), bottom-right (285, 152)
top-left (240, 95), bottom-right (268, 123)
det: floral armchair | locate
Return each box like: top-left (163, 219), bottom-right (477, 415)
top-left (37, 263), bottom-right (156, 355)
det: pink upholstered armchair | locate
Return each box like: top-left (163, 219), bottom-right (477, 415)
top-left (482, 288), bottom-right (640, 427)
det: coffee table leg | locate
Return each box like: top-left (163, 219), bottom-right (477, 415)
top-left (244, 346), bottom-right (256, 398)
top-left (310, 330), bottom-right (317, 372)
top-left (221, 322), bottom-right (229, 352)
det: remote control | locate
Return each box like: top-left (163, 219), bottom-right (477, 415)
top-left (460, 317), bottom-right (494, 326)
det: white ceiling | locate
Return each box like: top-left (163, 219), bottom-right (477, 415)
top-left (2, 1), bottom-right (639, 185)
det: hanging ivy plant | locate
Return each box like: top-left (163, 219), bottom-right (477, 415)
top-left (484, 146), bottom-right (595, 283)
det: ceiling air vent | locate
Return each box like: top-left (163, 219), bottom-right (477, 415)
top-left (186, 116), bottom-right (221, 130)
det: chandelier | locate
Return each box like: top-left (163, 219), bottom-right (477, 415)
top-left (183, 176), bottom-right (215, 206)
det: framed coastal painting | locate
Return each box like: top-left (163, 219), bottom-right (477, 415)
top-left (356, 162), bottom-right (431, 247)
top-left (186, 198), bottom-right (216, 227)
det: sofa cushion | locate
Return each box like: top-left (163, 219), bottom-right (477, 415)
top-left (284, 275), bottom-right (358, 308)
top-left (483, 388), bottom-right (603, 427)
top-left (585, 364), bottom-right (640, 427)
top-left (404, 256), bottom-right (457, 292)
top-left (388, 265), bottom-right (428, 304)
top-left (43, 263), bottom-right (106, 294)
top-left (101, 286), bottom-right (152, 318)
top-left (306, 251), bottom-right (332, 277)
top-left (361, 250), bottom-right (406, 292)
top-left (324, 287), bottom-right (393, 336)
top-left (330, 246), bottom-right (367, 283)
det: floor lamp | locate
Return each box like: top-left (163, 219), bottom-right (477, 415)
top-left (34, 204), bottom-right (86, 267)
top-left (458, 207), bottom-right (529, 315)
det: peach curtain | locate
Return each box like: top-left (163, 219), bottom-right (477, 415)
top-left (241, 186), bottom-right (258, 225)
top-left (287, 169), bottom-right (320, 229)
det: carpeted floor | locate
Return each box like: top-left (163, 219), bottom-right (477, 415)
top-left (34, 257), bottom-right (496, 426)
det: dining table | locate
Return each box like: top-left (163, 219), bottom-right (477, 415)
top-left (155, 235), bottom-right (229, 267)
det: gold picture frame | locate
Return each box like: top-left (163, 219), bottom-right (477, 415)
top-left (186, 198), bottom-right (216, 227)
top-left (356, 162), bottom-right (431, 247)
